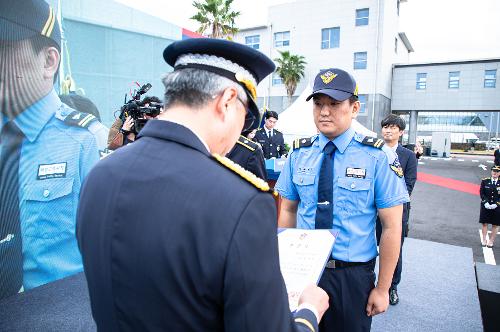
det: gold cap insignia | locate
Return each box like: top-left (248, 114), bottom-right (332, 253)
top-left (235, 72), bottom-right (257, 100)
top-left (320, 71), bottom-right (338, 84)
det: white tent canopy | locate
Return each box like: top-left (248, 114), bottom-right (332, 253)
top-left (275, 84), bottom-right (377, 145)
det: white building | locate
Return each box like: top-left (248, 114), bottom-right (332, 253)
top-left (234, 0), bottom-right (414, 131)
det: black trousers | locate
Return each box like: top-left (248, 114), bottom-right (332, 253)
top-left (318, 260), bottom-right (376, 332)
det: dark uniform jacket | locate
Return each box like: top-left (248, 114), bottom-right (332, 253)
top-left (396, 145), bottom-right (418, 224)
top-left (76, 120), bottom-right (317, 332)
top-left (480, 178), bottom-right (500, 205)
top-left (227, 135), bottom-right (267, 180)
top-left (255, 127), bottom-right (286, 159)
top-left (494, 149), bottom-right (500, 166)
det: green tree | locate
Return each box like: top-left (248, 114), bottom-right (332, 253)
top-left (274, 51), bottom-right (307, 104)
top-left (191, 0), bottom-right (240, 39)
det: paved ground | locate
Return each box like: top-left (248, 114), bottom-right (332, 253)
top-left (409, 153), bottom-right (499, 264)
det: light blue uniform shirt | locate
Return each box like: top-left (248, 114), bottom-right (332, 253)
top-left (275, 127), bottom-right (409, 262)
top-left (0, 89), bottom-right (100, 290)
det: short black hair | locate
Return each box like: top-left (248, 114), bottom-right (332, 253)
top-left (381, 114), bottom-right (406, 131)
top-left (265, 110), bottom-right (278, 120)
top-left (59, 94), bottom-right (101, 121)
top-left (142, 96), bottom-right (161, 104)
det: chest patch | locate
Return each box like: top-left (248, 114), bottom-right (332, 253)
top-left (345, 167), bottom-right (366, 179)
top-left (37, 162), bottom-right (67, 180)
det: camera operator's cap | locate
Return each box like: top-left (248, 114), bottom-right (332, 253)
top-left (492, 165), bottom-right (500, 171)
top-left (0, 0), bottom-right (61, 49)
top-left (306, 68), bottom-right (358, 102)
top-left (163, 38), bottom-right (275, 130)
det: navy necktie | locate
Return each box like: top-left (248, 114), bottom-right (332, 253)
top-left (315, 141), bottom-right (336, 229)
top-left (0, 121), bottom-right (24, 299)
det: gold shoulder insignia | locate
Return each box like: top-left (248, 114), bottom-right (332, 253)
top-left (236, 135), bottom-right (257, 152)
top-left (212, 154), bottom-right (277, 197)
top-left (482, 177), bottom-right (491, 181)
top-left (361, 136), bottom-right (384, 149)
top-left (293, 136), bottom-right (315, 150)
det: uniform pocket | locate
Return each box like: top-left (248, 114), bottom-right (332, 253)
top-left (337, 177), bottom-right (371, 211)
top-left (292, 173), bottom-right (316, 205)
top-left (23, 178), bottom-right (75, 239)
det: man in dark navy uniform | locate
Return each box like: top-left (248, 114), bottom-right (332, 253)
top-left (77, 38), bottom-right (328, 332)
top-left (255, 110), bottom-right (287, 159)
top-left (227, 131), bottom-right (267, 180)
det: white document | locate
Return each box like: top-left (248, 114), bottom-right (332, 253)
top-left (277, 229), bottom-right (336, 311)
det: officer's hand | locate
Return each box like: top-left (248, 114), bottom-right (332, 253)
top-left (484, 203), bottom-right (490, 209)
top-left (366, 287), bottom-right (389, 317)
top-left (122, 116), bottom-right (134, 131)
top-left (491, 204), bottom-right (498, 209)
top-left (298, 284), bottom-right (329, 322)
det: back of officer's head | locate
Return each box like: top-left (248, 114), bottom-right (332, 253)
top-left (381, 114), bottom-right (406, 131)
top-left (162, 68), bottom-right (248, 111)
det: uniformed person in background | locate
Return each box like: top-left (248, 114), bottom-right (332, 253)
top-left (276, 68), bottom-right (409, 332)
top-left (255, 110), bottom-right (287, 159)
top-left (376, 114), bottom-right (417, 306)
top-left (0, 0), bottom-right (101, 299)
top-left (479, 165), bottom-right (500, 248)
top-left (227, 128), bottom-right (267, 180)
top-left (77, 38), bottom-right (328, 331)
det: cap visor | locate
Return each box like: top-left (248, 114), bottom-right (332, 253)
top-left (306, 89), bottom-right (352, 102)
top-left (0, 18), bottom-right (37, 41)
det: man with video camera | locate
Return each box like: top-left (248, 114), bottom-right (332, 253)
top-left (107, 94), bottom-right (162, 150)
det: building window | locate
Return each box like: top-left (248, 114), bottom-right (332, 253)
top-left (245, 35), bottom-right (260, 50)
top-left (485, 69), bottom-right (497, 88)
top-left (356, 8), bottom-right (369, 26)
top-left (448, 71), bottom-right (460, 89)
top-left (416, 73), bottom-right (427, 90)
top-left (321, 27), bottom-right (340, 49)
top-left (274, 31), bottom-right (290, 47)
top-left (272, 72), bottom-right (283, 85)
top-left (353, 52), bottom-right (367, 70)
top-left (395, 37), bottom-right (398, 53)
top-left (358, 95), bottom-right (367, 114)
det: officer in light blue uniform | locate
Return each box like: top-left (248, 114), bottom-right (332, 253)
top-left (0, 0), bottom-right (101, 298)
top-left (15, 91), bottom-right (100, 289)
top-left (276, 68), bottom-right (409, 332)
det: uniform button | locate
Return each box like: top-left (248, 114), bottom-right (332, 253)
top-left (351, 183), bottom-right (356, 189)
top-left (43, 189), bottom-right (50, 198)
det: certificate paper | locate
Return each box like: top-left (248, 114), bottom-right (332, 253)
top-left (277, 229), bottom-right (336, 311)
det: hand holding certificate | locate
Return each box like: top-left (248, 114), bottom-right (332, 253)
top-left (277, 229), bottom-right (337, 311)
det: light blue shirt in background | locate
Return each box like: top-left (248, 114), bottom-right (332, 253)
top-left (275, 127), bottom-right (409, 262)
top-left (1, 89), bottom-right (100, 290)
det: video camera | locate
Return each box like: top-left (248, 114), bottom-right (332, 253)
top-left (118, 83), bottom-right (163, 133)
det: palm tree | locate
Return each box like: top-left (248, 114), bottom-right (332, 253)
top-left (191, 0), bottom-right (240, 39)
top-left (274, 51), bottom-right (307, 104)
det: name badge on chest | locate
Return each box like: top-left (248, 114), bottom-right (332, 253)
top-left (345, 167), bottom-right (366, 179)
top-left (37, 162), bottom-right (67, 180)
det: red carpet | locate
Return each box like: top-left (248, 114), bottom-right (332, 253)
top-left (417, 172), bottom-right (480, 196)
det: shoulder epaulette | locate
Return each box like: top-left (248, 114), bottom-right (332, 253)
top-left (292, 135), bottom-right (317, 150)
top-left (360, 136), bottom-right (384, 149)
top-left (482, 177), bottom-right (491, 181)
top-left (236, 135), bottom-right (258, 152)
top-left (212, 153), bottom-right (277, 197)
top-left (59, 110), bottom-right (98, 129)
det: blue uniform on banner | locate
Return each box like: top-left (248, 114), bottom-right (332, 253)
top-left (275, 127), bottom-right (409, 262)
top-left (0, 89), bottom-right (100, 290)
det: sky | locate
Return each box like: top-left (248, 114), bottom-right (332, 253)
top-left (116, 0), bottom-right (500, 63)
